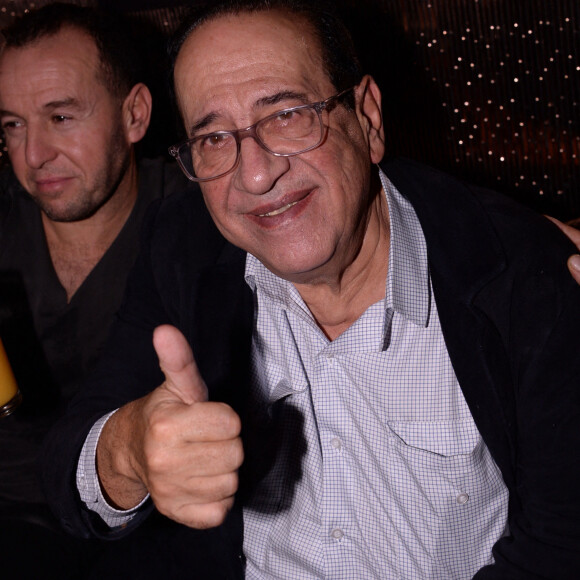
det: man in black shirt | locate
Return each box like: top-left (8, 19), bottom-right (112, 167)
top-left (0, 4), bottom-right (191, 577)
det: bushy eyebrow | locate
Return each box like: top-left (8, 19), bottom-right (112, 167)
top-left (255, 90), bottom-right (309, 108)
top-left (189, 112), bottom-right (219, 137)
top-left (188, 90), bottom-right (310, 137)
top-left (42, 97), bottom-right (83, 112)
top-left (0, 98), bottom-right (83, 119)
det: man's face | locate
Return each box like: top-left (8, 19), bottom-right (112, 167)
top-left (0, 27), bottom-right (132, 222)
top-left (174, 11), bottom-right (385, 284)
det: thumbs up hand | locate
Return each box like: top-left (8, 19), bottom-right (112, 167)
top-left (96, 325), bottom-right (243, 529)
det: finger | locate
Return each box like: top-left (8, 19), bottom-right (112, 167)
top-left (168, 498), bottom-right (236, 530)
top-left (568, 255), bottom-right (580, 285)
top-left (149, 471), bottom-right (239, 509)
top-left (153, 324), bottom-right (208, 405)
top-left (147, 432), bottom-right (243, 475)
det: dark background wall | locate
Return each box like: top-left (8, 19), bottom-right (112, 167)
top-left (1, 0), bottom-right (578, 220)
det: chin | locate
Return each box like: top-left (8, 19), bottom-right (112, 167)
top-left (265, 256), bottom-right (332, 284)
top-left (41, 203), bottom-right (99, 223)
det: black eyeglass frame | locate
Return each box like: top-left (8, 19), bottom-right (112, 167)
top-left (168, 86), bottom-right (356, 182)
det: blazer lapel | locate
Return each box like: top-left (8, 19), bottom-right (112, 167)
top-left (191, 242), bottom-right (254, 414)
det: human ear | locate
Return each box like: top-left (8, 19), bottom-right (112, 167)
top-left (123, 83), bottom-right (153, 144)
top-left (355, 75), bottom-right (385, 164)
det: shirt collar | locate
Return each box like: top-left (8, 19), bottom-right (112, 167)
top-left (380, 169), bottom-right (431, 328)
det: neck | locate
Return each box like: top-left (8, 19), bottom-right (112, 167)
top-left (42, 160), bottom-right (139, 301)
top-left (294, 190), bottom-right (390, 341)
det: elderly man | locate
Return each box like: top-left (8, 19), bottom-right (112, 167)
top-left (44, 1), bottom-right (580, 578)
top-left (0, 3), bottom-right (192, 577)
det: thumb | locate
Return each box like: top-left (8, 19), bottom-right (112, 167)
top-left (153, 325), bottom-right (208, 405)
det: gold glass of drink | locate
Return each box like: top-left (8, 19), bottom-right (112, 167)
top-left (0, 337), bottom-right (21, 418)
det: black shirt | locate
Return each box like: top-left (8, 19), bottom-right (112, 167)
top-left (0, 158), bottom-right (191, 504)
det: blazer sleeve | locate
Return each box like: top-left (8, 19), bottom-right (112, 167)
top-left (471, 217), bottom-right (580, 579)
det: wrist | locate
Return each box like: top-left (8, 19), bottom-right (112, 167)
top-left (96, 401), bottom-right (148, 509)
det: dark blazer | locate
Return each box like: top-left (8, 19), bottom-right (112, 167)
top-left (42, 158), bottom-right (580, 579)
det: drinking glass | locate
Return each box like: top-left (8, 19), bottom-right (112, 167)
top-left (0, 337), bottom-right (21, 418)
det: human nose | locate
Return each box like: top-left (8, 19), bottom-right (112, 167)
top-left (232, 132), bottom-right (290, 195)
top-left (24, 125), bottom-right (58, 169)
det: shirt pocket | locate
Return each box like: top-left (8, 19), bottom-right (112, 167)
top-left (387, 419), bottom-right (481, 465)
top-left (385, 418), bottom-right (496, 508)
top-left (383, 419), bottom-right (508, 577)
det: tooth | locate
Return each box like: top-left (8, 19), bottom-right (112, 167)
top-left (260, 201), bottom-right (298, 217)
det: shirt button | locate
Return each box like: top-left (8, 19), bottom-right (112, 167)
top-left (330, 528), bottom-right (344, 540)
top-left (456, 493), bottom-right (470, 505)
top-left (330, 437), bottom-right (342, 450)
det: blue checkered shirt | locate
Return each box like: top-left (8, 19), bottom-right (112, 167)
top-left (241, 170), bottom-right (508, 579)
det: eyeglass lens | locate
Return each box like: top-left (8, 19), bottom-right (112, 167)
top-left (179, 104), bottom-right (324, 181)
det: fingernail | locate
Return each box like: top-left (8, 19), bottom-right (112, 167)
top-left (570, 255), bottom-right (580, 272)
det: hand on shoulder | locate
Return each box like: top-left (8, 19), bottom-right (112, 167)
top-left (546, 216), bottom-right (580, 285)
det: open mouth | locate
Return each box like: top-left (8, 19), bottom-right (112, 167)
top-left (252, 187), bottom-right (314, 220)
top-left (258, 200), bottom-right (300, 217)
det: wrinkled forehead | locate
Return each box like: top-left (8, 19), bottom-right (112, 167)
top-left (173, 10), bottom-right (329, 118)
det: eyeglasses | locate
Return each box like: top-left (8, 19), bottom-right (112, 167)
top-left (168, 86), bottom-right (355, 182)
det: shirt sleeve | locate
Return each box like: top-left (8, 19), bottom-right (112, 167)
top-left (76, 410), bottom-right (150, 528)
